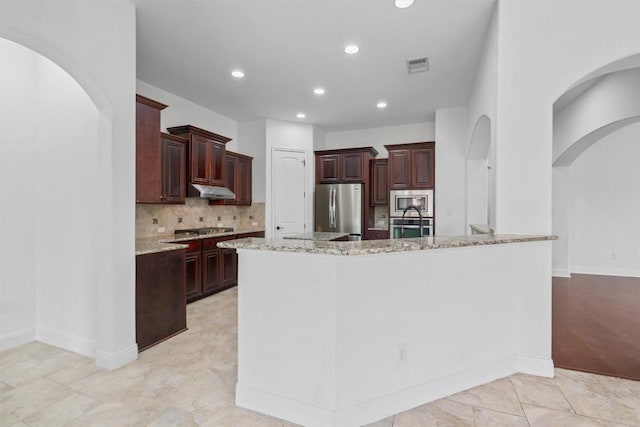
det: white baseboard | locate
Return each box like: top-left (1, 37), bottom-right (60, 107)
top-left (36, 327), bottom-right (96, 358)
top-left (237, 356), bottom-right (535, 427)
top-left (95, 343), bottom-right (138, 371)
top-left (570, 265), bottom-right (640, 278)
top-left (0, 327), bottom-right (35, 352)
top-left (517, 356), bottom-right (555, 377)
top-left (552, 269), bottom-right (571, 278)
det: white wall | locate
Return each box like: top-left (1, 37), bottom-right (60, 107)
top-left (136, 80), bottom-right (240, 151)
top-left (569, 122), bottom-right (640, 277)
top-left (434, 108), bottom-right (468, 235)
top-left (239, 120), bottom-right (267, 203)
top-left (33, 51), bottom-right (100, 354)
top-left (494, 0), bottom-right (640, 234)
top-left (551, 167), bottom-right (571, 277)
top-left (0, 39), bottom-right (38, 348)
top-left (0, 0), bottom-right (137, 369)
top-left (323, 122), bottom-right (435, 157)
top-left (264, 120), bottom-right (315, 238)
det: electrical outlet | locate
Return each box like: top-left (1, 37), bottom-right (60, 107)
top-left (157, 227), bottom-right (165, 233)
top-left (217, 222), bottom-right (224, 227)
top-left (252, 221), bottom-right (258, 227)
top-left (398, 344), bottom-right (408, 365)
top-left (611, 252), bottom-right (618, 260)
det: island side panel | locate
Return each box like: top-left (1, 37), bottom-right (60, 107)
top-left (330, 241), bottom-right (553, 425)
top-left (235, 250), bottom-right (338, 425)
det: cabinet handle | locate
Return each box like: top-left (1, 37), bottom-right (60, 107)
top-left (276, 226), bottom-right (282, 230)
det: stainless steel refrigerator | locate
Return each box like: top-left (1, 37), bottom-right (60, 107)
top-left (314, 183), bottom-right (363, 240)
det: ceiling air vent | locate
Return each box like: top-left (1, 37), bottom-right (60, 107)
top-left (406, 57), bottom-right (429, 74)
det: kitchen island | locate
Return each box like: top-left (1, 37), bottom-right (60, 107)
top-left (220, 234), bottom-right (556, 427)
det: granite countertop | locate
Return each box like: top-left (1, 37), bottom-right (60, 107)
top-left (219, 234), bottom-right (557, 256)
top-left (283, 232), bottom-right (350, 241)
top-left (136, 228), bottom-right (265, 255)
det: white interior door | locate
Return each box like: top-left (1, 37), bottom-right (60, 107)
top-left (272, 149), bottom-right (307, 239)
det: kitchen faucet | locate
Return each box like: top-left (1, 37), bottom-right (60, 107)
top-left (401, 205), bottom-right (423, 238)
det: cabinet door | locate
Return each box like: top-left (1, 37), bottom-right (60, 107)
top-left (221, 248), bottom-right (238, 286)
top-left (371, 159), bottom-right (388, 205)
top-left (223, 155), bottom-right (237, 205)
top-left (342, 152), bottom-right (365, 182)
top-left (388, 149), bottom-right (411, 189)
top-left (191, 135), bottom-right (210, 184)
top-left (316, 154), bottom-right (341, 183)
top-left (185, 251), bottom-right (202, 302)
top-left (162, 136), bottom-right (186, 203)
top-left (411, 145), bottom-right (434, 189)
top-left (210, 141), bottom-right (225, 186)
top-left (236, 156), bottom-right (252, 205)
top-left (202, 248), bottom-right (221, 294)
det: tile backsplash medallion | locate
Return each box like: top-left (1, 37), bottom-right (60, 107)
top-left (136, 198), bottom-right (265, 238)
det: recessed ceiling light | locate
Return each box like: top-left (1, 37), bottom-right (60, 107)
top-left (231, 70), bottom-right (245, 78)
top-left (394, 0), bottom-right (415, 8)
top-left (377, 101), bottom-right (388, 109)
top-left (296, 113), bottom-right (306, 119)
top-left (344, 44), bottom-right (360, 55)
top-left (313, 87), bottom-right (326, 95)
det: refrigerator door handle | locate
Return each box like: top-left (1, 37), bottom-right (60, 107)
top-left (330, 186), bottom-right (336, 228)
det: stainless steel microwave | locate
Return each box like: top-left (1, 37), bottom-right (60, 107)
top-left (390, 189), bottom-right (434, 218)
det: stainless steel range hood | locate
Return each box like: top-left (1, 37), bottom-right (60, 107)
top-left (191, 184), bottom-right (236, 200)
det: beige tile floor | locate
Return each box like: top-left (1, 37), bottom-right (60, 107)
top-left (1, 287), bottom-right (639, 426)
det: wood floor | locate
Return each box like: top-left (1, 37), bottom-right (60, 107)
top-left (553, 273), bottom-right (640, 381)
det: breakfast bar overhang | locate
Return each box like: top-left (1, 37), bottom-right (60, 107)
top-left (220, 234), bottom-right (556, 427)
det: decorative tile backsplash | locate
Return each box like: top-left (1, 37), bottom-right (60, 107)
top-left (136, 199), bottom-right (265, 238)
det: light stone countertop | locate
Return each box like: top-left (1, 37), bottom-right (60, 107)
top-left (135, 228), bottom-right (266, 256)
top-left (283, 232), bottom-right (350, 241)
top-left (219, 234), bottom-right (557, 256)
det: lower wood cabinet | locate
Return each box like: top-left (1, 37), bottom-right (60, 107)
top-left (136, 249), bottom-right (187, 351)
top-left (184, 231), bottom-right (264, 303)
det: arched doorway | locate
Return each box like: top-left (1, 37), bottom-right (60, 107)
top-left (551, 57), bottom-right (640, 380)
top-left (0, 37), bottom-right (118, 363)
top-left (466, 114), bottom-right (495, 234)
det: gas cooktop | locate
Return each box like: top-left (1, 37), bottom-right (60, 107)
top-left (174, 227), bottom-right (234, 236)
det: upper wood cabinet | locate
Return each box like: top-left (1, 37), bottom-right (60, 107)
top-left (167, 125), bottom-right (231, 197)
top-left (161, 133), bottom-right (187, 203)
top-left (315, 147), bottom-right (378, 184)
top-left (222, 151), bottom-right (253, 206)
top-left (385, 142), bottom-right (435, 190)
top-left (136, 95), bottom-right (187, 204)
top-left (370, 158), bottom-right (389, 206)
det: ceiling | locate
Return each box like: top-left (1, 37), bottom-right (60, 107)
top-left (133, 0), bottom-right (496, 131)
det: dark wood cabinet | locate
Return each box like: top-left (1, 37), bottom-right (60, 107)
top-left (411, 145), bottom-right (435, 188)
top-left (370, 159), bottom-right (389, 206)
top-left (136, 249), bottom-right (187, 351)
top-left (183, 232), bottom-right (264, 303)
top-left (222, 151), bottom-right (253, 206)
top-left (366, 229), bottom-right (390, 240)
top-left (316, 154), bottom-right (341, 183)
top-left (342, 152), bottom-right (365, 182)
top-left (315, 148), bottom-right (377, 184)
top-left (161, 133), bottom-right (187, 203)
top-left (136, 95), bottom-right (187, 204)
top-left (236, 155), bottom-right (252, 205)
top-left (167, 125), bottom-right (231, 197)
top-left (385, 142), bottom-right (435, 190)
top-left (202, 248), bottom-right (222, 294)
top-left (388, 149), bottom-right (411, 190)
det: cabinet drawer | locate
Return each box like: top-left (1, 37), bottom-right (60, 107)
top-left (184, 240), bottom-right (202, 253)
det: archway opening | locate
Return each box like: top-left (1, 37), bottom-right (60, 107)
top-left (0, 37), bottom-right (101, 357)
top-left (551, 55), bottom-right (640, 380)
top-left (466, 114), bottom-right (494, 234)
